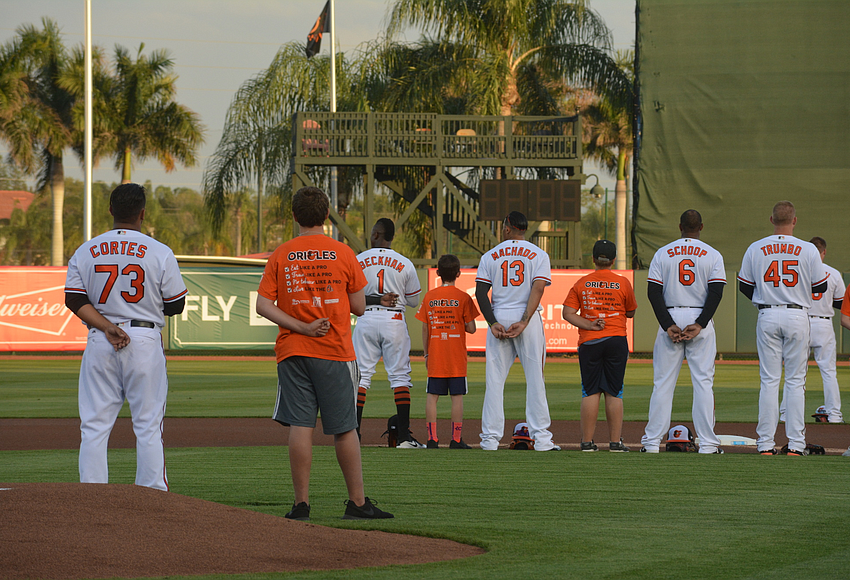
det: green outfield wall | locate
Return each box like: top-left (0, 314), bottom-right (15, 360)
top-left (634, 0), bottom-right (850, 271)
top-left (167, 267), bottom-right (849, 355)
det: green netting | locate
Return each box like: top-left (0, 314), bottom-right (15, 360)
top-left (635, 0), bottom-right (850, 271)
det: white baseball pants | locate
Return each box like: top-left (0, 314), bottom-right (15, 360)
top-left (755, 307), bottom-right (810, 453)
top-left (809, 317), bottom-right (843, 422)
top-left (641, 308), bottom-right (721, 453)
top-left (352, 310), bottom-right (412, 389)
top-left (79, 326), bottom-right (169, 491)
top-left (480, 309), bottom-right (555, 451)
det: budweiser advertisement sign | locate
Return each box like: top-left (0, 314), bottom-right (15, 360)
top-left (0, 267), bottom-right (87, 351)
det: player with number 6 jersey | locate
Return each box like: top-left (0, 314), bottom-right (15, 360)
top-left (641, 210), bottom-right (725, 454)
top-left (352, 219), bottom-right (423, 447)
top-left (475, 211), bottom-right (558, 451)
top-left (65, 183), bottom-right (187, 491)
top-left (737, 201), bottom-right (828, 455)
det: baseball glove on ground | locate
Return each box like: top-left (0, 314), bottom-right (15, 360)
top-left (779, 443), bottom-right (825, 455)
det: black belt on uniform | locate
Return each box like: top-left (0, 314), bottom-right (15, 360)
top-left (809, 315), bottom-right (831, 319)
top-left (757, 304), bottom-right (802, 310)
top-left (88, 320), bottom-right (155, 329)
top-left (667, 306), bottom-right (701, 309)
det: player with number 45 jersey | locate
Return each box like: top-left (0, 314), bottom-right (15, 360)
top-left (738, 201), bottom-right (828, 456)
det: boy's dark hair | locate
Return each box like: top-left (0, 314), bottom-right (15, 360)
top-left (437, 254), bottom-right (461, 282)
top-left (292, 186), bottom-right (329, 227)
top-left (374, 218), bottom-right (395, 242)
top-left (110, 183), bottom-right (146, 222)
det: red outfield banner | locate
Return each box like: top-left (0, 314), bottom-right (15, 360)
top-left (426, 268), bottom-right (635, 353)
top-left (0, 267), bottom-right (87, 351)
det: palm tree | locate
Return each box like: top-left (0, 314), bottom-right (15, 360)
top-left (380, 0), bottom-right (630, 117)
top-left (96, 44), bottom-right (204, 184)
top-left (572, 49), bottom-right (634, 268)
top-left (203, 42), bottom-right (364, 251)
top-left (0, 18), bottom-right (75, 266)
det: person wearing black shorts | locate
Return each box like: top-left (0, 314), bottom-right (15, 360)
top-left (563, 240), bottom-right (637, 452)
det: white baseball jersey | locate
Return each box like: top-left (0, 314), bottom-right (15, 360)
top-left (356, 248), bottom-right (421, 309)
top-left (475, 239), bottom-right (551, 310)
top-left (809, 263), bottom-right (844, 317)
top-left (737, 235), bottom-right (828, 306)
top-left (642, 237), bottom-right (725, 453)
top-left (65, 227), bottom-right (186, 491)
top-left (739, 234), bottom-right (826, 453)
top-left (353, 247), bottom-right (421, 391)
top-left (647, 238), bottom-right (726, 306)
top-left (65, 228), bottom-right (187, 327)
top-left (476, 238), bottom-right (555, 451)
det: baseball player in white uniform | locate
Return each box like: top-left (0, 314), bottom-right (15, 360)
top-left (737, 201), bottom-right (828, 455)
top-left (475, 211), bottom-right (558, 451)
top-left (64, 183), bottom-right (187, 490)
top-left (641, 210), bottom-right (725, 454)
top-left (352, 218), bottom-right (423, 448)
top-left (779, 237), bottom-right (844, 424)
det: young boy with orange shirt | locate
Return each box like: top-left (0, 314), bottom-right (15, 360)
top-left (415, 254), bottom-right (480, 449)
top-left (563, 240), bottom-right (637, 453)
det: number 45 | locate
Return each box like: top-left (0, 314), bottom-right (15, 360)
top-left (764, 260), bottom-right (798, 287)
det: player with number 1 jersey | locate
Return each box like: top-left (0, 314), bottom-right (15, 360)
top-left (352, 219), bottom-right (422, 447)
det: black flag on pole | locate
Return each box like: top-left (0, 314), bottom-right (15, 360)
top-left (306, 1), bottom-right (330, 58)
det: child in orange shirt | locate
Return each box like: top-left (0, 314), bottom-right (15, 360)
top-left (415, 255), bottom-right (480, 449)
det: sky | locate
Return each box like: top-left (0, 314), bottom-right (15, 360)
top-left (1, 0), bottom-right (636, 194)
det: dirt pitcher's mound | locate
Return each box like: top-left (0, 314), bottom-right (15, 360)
top-left (0, 483), bottom-right (484, 580)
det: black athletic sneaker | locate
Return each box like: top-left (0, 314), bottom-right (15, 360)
top-left (580, 441), bottom-right (598, 452)
top-left (342, 497), bottom-right (394, 520)
top-left (285, 501), bottom-right (310, 521)
top-left (427, 439), bottom-right (439, 449)
top-left (759, 448), bottom-right (778, 455)
top-left (449, 439), bottom-right (472, 449)
top-left (609, 440), bottom-right (630, 453)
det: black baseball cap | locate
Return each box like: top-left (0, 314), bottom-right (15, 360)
top-left (593, 239), bottom-right (616, 260)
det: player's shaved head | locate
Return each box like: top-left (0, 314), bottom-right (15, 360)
top-left (373, 218), bottom-right (395, 242)
top-left (810, 236), bottom-right (826, 253)
top-left (292, 186), bottom-right (329, 227)
top-left (437, 254), bottom-right (461, 282)
top-left (110, 183), bottom-right (146, 222)
top-left (679, 210), bottom-right (702, 233)
top-left (771, 201), bottom-right (796, 225)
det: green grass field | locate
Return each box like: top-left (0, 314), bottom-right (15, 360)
top-left (2, 358), bottom-right (850, 579)
top-left (3, 357), bottom-right (847, 422)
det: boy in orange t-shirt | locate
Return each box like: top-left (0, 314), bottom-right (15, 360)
top-left (563, 240), bottom-right (637, 453)
top-left (415, 255), bottom-right (480, 449)
top-left (256, 186), bottom-right (392, 521)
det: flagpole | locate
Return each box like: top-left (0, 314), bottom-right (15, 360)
top-left (84, 0), bottom-right (93, 241)
top-left (329, 0), bottom-right (338, 239)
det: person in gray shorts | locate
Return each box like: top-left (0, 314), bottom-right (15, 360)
top-left (256, 186), bottom-right (393, 521)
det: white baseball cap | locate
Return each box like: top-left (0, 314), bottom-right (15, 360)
top-left (513, 422), bottom-right (532, 440)
top-left (667, 425), bottom-right (691, 443)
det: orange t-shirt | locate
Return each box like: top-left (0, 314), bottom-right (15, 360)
top-left (842, 284), bottom-right (850, 317)
top-left (415, 285), bottom-right (480, 378)
top-left (258, 235), bottom-right (367, 362)
top-left (563, 269), bottom-right (637, 346)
